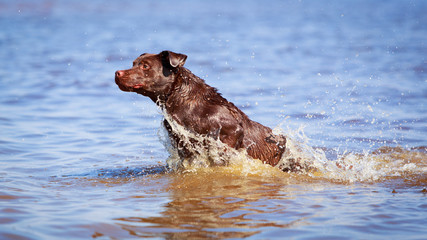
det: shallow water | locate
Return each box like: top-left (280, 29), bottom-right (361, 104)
top-left (1, 0), bottom-right (426, 239)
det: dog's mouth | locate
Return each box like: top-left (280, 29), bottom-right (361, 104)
top-left (132, 84), bottom-right (145, 89)
top-left (115, 77), bottom-right (146, 92)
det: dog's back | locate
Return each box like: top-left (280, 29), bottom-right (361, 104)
top-left (164, 67), bottom-right (286, 166)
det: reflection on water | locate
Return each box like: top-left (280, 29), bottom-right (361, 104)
top-left (82, 162), bottom-right (426, 239)
top-left (116, 174), bottom-right (290, 239)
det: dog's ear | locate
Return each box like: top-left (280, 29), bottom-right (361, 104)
top-left (161, 51), bottom-right (187, 68)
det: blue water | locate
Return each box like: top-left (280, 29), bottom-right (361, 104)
top-left (1, 0), bottom-right (426, 239)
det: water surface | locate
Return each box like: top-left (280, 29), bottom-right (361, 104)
top-left (1, 0), bottom-right (426, 239)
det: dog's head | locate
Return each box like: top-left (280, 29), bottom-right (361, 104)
top-left (115, 50), bottom-right (187, 101)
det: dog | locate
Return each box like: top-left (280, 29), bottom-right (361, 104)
top-left (115, 50), bottom-right (290, 170)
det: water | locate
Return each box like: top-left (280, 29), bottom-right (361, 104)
top-left (1, 0), bottom-right (426, 239)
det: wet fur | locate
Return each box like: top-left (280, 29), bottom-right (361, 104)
top-left (115, 51), bottom-right (287, 168)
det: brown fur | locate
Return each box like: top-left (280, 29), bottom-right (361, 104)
top-left (115, 51), bottom-right (287, 168)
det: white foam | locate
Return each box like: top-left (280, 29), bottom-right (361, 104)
top-left (280, 125), bottom-right (427, 182)
top-left (158, 106), bottom-right (246, 171)
top-left (157, 107), bottom-right (426, 182)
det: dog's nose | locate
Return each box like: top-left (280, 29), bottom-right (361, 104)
top-left (115, 70), bottom-right (124, 77)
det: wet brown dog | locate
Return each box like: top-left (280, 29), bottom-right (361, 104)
top-left (115, 50), bottom-right (287, 168)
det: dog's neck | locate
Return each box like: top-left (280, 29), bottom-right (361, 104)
top-left (161, 67), bottom-right (226, 116)
top-left (151, 68), bottom-right (188, 105)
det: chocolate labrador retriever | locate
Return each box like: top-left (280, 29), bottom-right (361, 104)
top-left (115, 50), bottom-right (289, 169)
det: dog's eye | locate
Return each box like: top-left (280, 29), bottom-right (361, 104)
top-left (141, 63), bottom-right (150, 70)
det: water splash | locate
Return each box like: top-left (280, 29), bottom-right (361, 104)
top-left (158, 107), bottom-right (257, 173)
top-left (157, 108), bottom-right (426, 183)
top-left (281, 126), bottom-right (427, 183)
